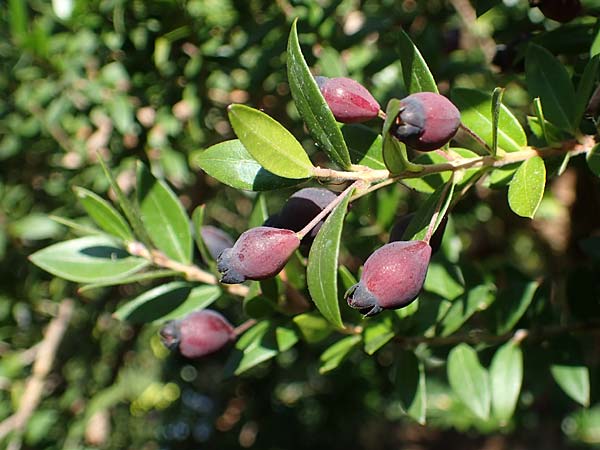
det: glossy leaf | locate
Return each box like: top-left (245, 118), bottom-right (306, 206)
top-left (437, 284), bottom-right (496, 336)
top-left (451, 88), bottom-right (527, 153)
top-left (225, 321), bottom-right (278, 376)
top-left (574, 55), bottom-right (599, 128)
top-left (228, 104), bottom-right (314, 179)
top-left (319, 335), bottom-right (362, 374)
top-left (363, 316), bottom-right (395, 355)
top-left (307, 189), bottom-right (353, 329)
top-left (508, 156), bottom-right (546, 218)
top-left (397, 28), bottom-right (438, 94)
top-left (29, 236), bottom-right (148, 283)
top-left (287, 19), bottom-right (351, 169)
top-left (191, 140), bottom-right (305, 191)
top-left (74, 186), bottom-right (133, 241)
top-left (447, 344), bottom-right (491, 420)
top-left (424, 262), bottom-right (465, 301)
top-left (490, 341), bottom-right (523, 423)
top-left (78, 269), bottom-right (178, 293)
top-left (526, 44), bottom-right (576, 133)
top-left (341, 124), bottom-right (385, 170)
top-left (137, 163), bottom-right (192, 263)
top-left (114, 282), bottom-right (221, 324)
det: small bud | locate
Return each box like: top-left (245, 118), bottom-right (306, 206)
top-left (217, 227), bottom-right (300, 283)
top-left (160, 309), bottom-right (235, 358)
top-left (317, 76), bottom-right (381, 123)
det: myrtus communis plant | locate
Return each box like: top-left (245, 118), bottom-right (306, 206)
top-left (30, 19), bottom-right (600, 425)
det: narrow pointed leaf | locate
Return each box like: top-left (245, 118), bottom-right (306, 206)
top-left (492, 281), bottom-right (539, 335)
top-left (191, 140), bottom-right (305, 191)
top-left (307, 189), bottom-right (353, 329)
top-left (319, 335), bottom-right (362, 374)
top-left (29, 236), bottom-right (148, 283)
top-left (78, 269), bottom-right (178, 293)
top-left (451, 88), bottom-right (527, 153)
top-left (397, 28), bottom-right (438, 94)
top-left (508, 156), bottom-right (546, 218)
top-left (228, 104), bottom-right (314, 179)
top-left (287, 19), bottom-right (351, 169)
top-left (491, 87), bottom-right (505, 156)
top-left (526, 44), bottom-right (576, 133)
top-left (574, 55), bottom-right (599, 128)
top-left (490, 342), bottom-right (523, 422)
top-left (447, 343), bottom-right (491, 420)
top-left (551, 364), bottom-right (590, 407)
top-left (74, 186), bottom-right (133, 241)
top-left (403, 181), bottom-right (455, 241)
top-left (137, 163), bottom-right (192, 263)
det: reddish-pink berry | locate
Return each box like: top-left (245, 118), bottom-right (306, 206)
top-left (217, 226), bottom-right (300, 283)
top-left (160, 309), bottom-right (235, 358)
top-left (391, 92), bottom-right (461, 151)
top-left (345, 240), bottom-right (432, 316)
top-left (316, 76), bottom-right (381, 123)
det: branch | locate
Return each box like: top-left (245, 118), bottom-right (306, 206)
top-left (0, 299), bottom-right (74, 444)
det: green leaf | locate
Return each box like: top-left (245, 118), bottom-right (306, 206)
top-left (341, 124), bottom-right (385, 170)
top-left (275, 325), bottom-right (299, 352)
top-left (526, 44), bottom-right (576, 133)
top-left (395, 351), bottom-right (427, 425)
top-left (363, 316), bottom-right (395, 355)
top-left (319, 335), bottom-right (362, 374)
top-left (437, 284), bottom-right (496, 336)
top-left (113, 282), bottom-right (221, 324)
top-left (191, 140), bottom-right (306, 191)
top-left (492, 281), bottom-right (539, 335)
top-left (228, 104), bottom-right (314, 179)
top-left (403, 181), bottom-right (455, 241)
top-left (307, 188), bottom-right (353, 329)
top-left (292, 312), bottom-right (333, 343)
top-left (587, 144), bottom-right (600, 177)
top-left (508, 156), bottom-right (546, 218)
top-left (29, 236), bottom-right (148, 283)
top-left (424, 262), bottom-right (465, 301)
top-left (78, 269), bottom-right (178, 293)
top-left (397, 28), bottom-right (438, 94)
top-left (451, 88), bottom-right (527, 153)
top-left (533, 97), bottom-right (553, 146)
top-left (447, 343), bottom-right (491, 420)
top-left (74, 187), bottom-right (133, 241)
top-left (137, 163), bottom-right (192, 263)
top-left (287, 19), bottom-right (351, 169)
top-left (491, 87), bottom-right (505, 156)
top-left (574, 55), bottom-right (599, 128)
top-left (248, 194), bottom-right (269, 229)
top-left (550, 341), bottom-right (591, 408)
top-left (490, 341), bottom-right (523, 423)
top-left (225, 321), bottom-right (279, 376)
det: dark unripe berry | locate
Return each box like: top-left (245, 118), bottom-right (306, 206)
top-left (391, 92), bottom-right (461, 152)
top-left (345, 240), bottom-right (432, 316)
top-left (530, 0), bottom-right (582, 22)
top-left (217, 226), bottom-right (300, 284)
top-left (264, 187), bottom-right (337, 253)
top-left (315, 76), bottom-right (381, 123)
top-left (200, 225), bottom-right (234, 260)
top-left (160, 309), bottom-right (235, 358)
top-left (389, 213), bottom-right (448, 255)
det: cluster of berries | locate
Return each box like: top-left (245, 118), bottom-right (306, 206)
top-left (161, 76), bottom-right (460, 358)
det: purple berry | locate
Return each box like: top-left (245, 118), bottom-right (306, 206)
top-left (316, 76), bottom-right (381, 123)
top-left (530, 0), bottom-right (582, 22)
top-left (159, 309), bottom-right (235, 358)
top-left (217, 226), bottom-right (300, 284)
top-left (265, 187), bottom-right (337, 252)
top-left (389, 213), bottom-right (448, 255)
top-left (345, 240), bottom-right (432, 316)
top-left (200, 225), bottom-right (234, 260)
top-left (391, 92), bottom-right (461, 152)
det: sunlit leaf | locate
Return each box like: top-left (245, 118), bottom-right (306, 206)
top-left (508, 156), bottom-right (546, 218)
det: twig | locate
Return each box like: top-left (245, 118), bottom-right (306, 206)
top-left (0, 299), bottom-right (74, 445)
top-left (394, 319), bottom-right (600, 349)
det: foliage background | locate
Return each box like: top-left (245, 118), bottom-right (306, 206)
top-left (1, 0), bottom-right (600, 448)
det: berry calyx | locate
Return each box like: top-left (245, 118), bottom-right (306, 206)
top-left (217, 226), bottom-right (300, 284)
top-left (345, 240), bottom-right (432, 316)
top-left (391, 92), bottom-right (461, 152)
top-left (316, 76), bottom-right (381, 123)
top-left (159, 309), bottom-right (235, 358)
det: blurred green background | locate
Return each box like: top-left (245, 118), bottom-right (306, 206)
top-left (1, 0), bottom-right (600, 448)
